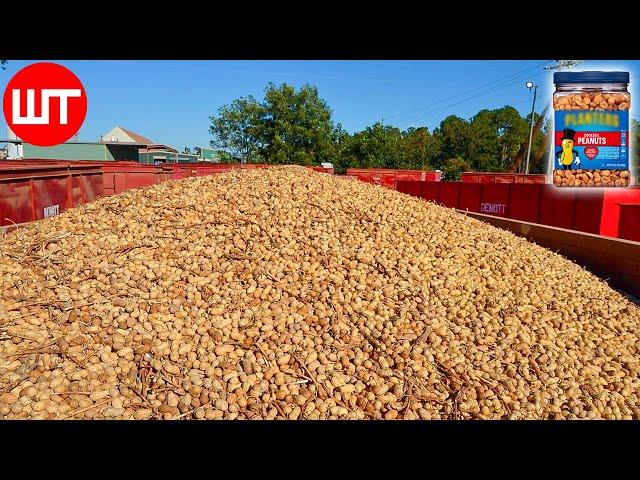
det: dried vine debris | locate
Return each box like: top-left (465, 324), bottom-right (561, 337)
top-left (1, 166), bottom-right (639, 420)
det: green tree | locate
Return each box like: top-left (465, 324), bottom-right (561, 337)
top-left (509, 103), bottom-right (551, 173)
top-left (433, 115), bottom-right (472, 169)
top-left (337, 123), bottom-right (403, 170)
top-left (400, 127), bottom-right (440, 170)
top-left (209, 83), bottom-right (338, 165)
top-left (442, 157), bottom-right (470, 181)
top-left (466, 107), bottom-right (530, 172)
top-left (259, 83), bottom-right (336, 165)
top-left (331, 125), bottom-right (352, 174)
top-left (218, 151), bottom-right (239, 164)
top-left (210, 95), bottom-right (265, 162)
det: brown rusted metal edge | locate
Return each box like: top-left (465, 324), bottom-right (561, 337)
top-left (458, 210), bottom-right (640, 300)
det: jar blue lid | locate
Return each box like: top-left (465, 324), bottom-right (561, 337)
top-left (554, 71), bottom-right (629, 84)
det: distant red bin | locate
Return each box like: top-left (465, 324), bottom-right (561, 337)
top-left (460, 173), bottom-right (480, 183)
top-left (347, 168), bottom-right (440, 188)
top-left (356, 172), bottom-right (373, 183)
top-left (522, 175), bottom-right (549, 185)
top-left (462, 172), bottom-right (548, 184)
top-left (509, 184), bottom-right (542, 223)
top-left (479, 174), bottom-right (496, 184)
top-left (308, 166), bottom-right (334, 175)
top-left (618, 204), bottom-right (640, 242)
top-left (438, 182), bottom-right (460, 208)
top-left (380, 173), bottom-right (396, 189)
top-left (494, 174), bottom-right (515, 184)
top-left (458, 183), bottom-right (483, 212)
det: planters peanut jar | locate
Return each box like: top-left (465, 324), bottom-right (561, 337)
top-left (552, 71), bottom-right (631, 188)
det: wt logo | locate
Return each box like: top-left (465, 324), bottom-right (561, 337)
top-left (3, 62), bottom-right (87, 147)
top-left (12, 89), bottom-right (82, 125)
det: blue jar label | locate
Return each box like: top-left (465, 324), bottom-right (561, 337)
top-left (554, 110), bottom-right (629, 170)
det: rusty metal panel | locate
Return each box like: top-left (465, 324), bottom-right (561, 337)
top-left (0, 179), bottom-right (34, 227)
top-left (31, 177), bottom-right (69, 221)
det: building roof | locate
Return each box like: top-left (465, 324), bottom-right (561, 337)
top-left (102, 126), bottom-right (154, 145)
top-left (140, 144), bottom-right (178, 153)
top-left (119, 127), bottom-right (154, 145)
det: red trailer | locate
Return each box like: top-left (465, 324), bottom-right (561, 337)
top-left (0, 161), bottom-right (103, 229)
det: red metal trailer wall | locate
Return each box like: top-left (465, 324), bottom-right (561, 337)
top-left (599, 188), bottom-right (640, 238)
top-left (438, 182), bottom-right (460, 209)
top-left (508, 184), bottom-right (542, 223)
top-left (458, 184), bottom-right (483, 213)
top-left (618, 204), bottom-right (640, 242)
top-left (0, 162), bottom-right (103, 228)
top-left (480, 184), bottom-right (510, 218)
top-left (397, 179), bottom-right (640, 239)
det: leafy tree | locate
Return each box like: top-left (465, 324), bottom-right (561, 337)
top-left (400, 127), bottom-right (440, 170)
top-left (210, 95), bottom-right (265, 162)
top-left (509, 103), bottom-right (551, 173)
top-left (442, 158), bottom-right (470, 181)
top-left (209, 83), bottom-right (338, 165)
top-left (340, 123), bottom-right (404, 169)
top-left (331, 125), bottom-right (352, 174)
top-left (433, 115), bottom-right (472, 167)
top-left (218, 151), bottom-right (240, 164)
top-left (528, 114), bottom-right (552, 174)
top-left (259, 83), bottom-right (336, 165)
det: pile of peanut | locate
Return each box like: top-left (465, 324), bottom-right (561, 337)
top-left (553, 169), bottom-right (632, 187)
top-left (1, 167), bottom-right (639, 420)
top-left (553, 91), bottom-right (630, 111)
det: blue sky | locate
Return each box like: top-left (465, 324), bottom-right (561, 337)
top-left (2, 60), bottom-right (639, 150)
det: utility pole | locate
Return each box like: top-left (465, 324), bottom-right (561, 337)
top-left (525, 82), bottom-right (538, 175)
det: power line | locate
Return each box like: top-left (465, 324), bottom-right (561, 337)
top-left (383, 61), bottom-right (553, 123)
top-left (398, 69), bottom-right (549, 126)
top-left (384, 63), bottom-right (547, 122)
top-left (396, 69), bottom-right (549, 128)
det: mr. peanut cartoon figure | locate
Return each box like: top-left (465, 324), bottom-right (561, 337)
top-left (556, 128), bottom-right (581, 170)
